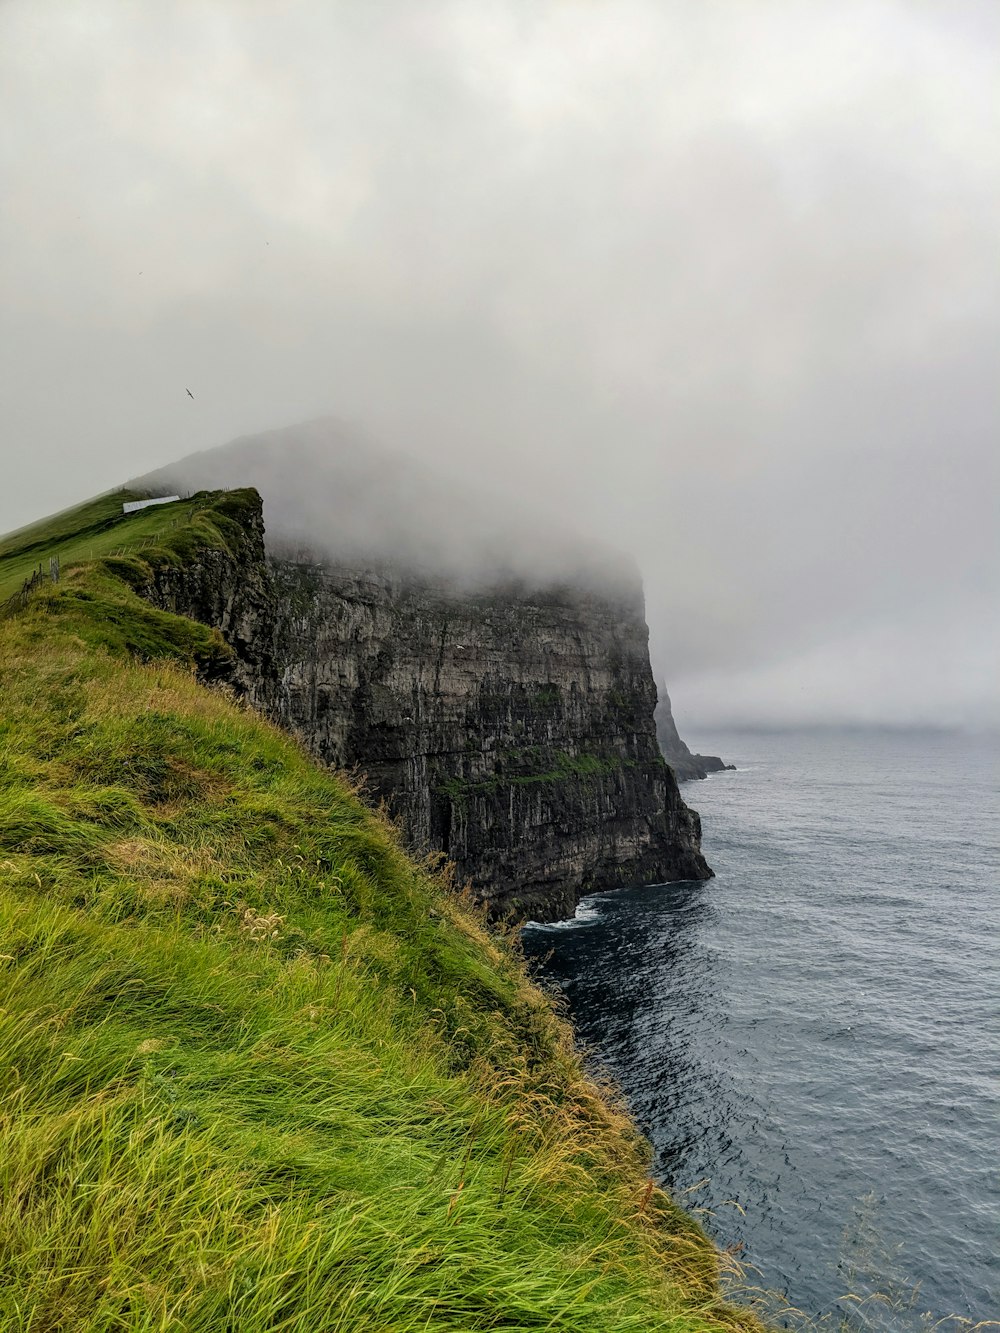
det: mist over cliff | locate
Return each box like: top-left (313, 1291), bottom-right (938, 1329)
top-left (138, 418), bottom-right (640, 600)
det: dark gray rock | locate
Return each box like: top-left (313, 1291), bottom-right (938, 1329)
top-left (655, 684), bottom-right (734, 782)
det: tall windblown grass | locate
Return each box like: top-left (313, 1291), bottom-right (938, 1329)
top-left (0, 495), bottom-right (767, 1331)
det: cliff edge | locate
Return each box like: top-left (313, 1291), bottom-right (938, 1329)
top-left (139, 483), bottom-right (712, 920)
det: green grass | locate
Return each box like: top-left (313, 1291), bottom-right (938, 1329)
top-left (437, 751), bottom-right (639, 805)
top-left (0, 492), bottom-right (766, 1331)
top-left (0, 490), bottom-right (211, 604)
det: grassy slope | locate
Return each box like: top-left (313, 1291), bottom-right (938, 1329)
top-left (0, 492), bottom-right (762, 1332)
top-left (0, 490), bottom-right (194, 604)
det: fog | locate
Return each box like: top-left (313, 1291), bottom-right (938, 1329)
top-left (2, 1), bottom-right (998, 728)
top-left (139, 418), bottom-right (644, 598)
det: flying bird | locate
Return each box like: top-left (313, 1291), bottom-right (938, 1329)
top-left (186, 389), bottom-right (194, 399)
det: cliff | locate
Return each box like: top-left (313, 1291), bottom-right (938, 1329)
top-left (0, 490), bottom-right (760, 1330)
top-left (141, 487), bottom-right (712, 920)
top-left (655, 684), bottom-right (734, 782)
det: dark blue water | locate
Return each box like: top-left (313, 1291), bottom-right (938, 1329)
top-left (522, 729), bottom-right (1000, 1328)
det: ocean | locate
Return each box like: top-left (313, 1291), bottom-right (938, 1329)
top-left (522, 728), bottom-right (999, 1329)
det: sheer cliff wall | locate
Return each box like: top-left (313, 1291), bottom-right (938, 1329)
top-left (141, 490), bottom-right (711, 920)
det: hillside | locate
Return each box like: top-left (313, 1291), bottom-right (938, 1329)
top-left (0, 488), bottom-right (762, 1330)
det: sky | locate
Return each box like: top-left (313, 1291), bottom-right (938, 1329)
top-left (2, 0), bottom-right (998, 729)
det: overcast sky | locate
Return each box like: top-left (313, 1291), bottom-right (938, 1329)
top-left (2, 1), bottom-right (998, 729)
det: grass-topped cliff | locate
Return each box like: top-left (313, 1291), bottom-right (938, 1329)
top-left (0, 489), bottom-right (760, 1331)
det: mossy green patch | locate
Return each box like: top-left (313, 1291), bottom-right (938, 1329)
top-left (438, 749), bottom-right (638, 804)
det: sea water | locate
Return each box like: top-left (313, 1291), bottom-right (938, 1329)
top-left (522, 729), bottom-right (999, 1328)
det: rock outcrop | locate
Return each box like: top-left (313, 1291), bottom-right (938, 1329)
top-left (655, 684), bottom-right (734, 781)
top-left (139, 484), bottom-right (712, 921)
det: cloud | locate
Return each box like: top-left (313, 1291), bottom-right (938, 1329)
top-left (1, 0), bottom-right (997, 725)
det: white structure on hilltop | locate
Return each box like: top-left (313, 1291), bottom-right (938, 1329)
top-left (122, 496), bottom-right (180, 515)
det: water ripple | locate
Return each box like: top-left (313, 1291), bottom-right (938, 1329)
top-left (523, 729), bottom-right (1000, 1329)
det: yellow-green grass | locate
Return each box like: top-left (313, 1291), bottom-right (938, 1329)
top-left (0, 493), bottom-right (765, 1331)
top-left (0, 490), bottom-right (193, 603)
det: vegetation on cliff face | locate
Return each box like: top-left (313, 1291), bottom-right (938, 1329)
top-left (0, 491), bottom-right (760, 1331)
top-left (435, 750), bottom-right (644, 804)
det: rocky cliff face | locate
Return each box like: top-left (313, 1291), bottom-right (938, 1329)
top-left (655, 684), bottom-right (734, 782)
top-left (142, 489), bottom-right (712, 921)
